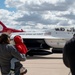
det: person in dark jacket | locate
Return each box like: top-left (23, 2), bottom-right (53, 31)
top-left (63, 34), bottom-right (75, 75)
top-left (0, 33), bottom-right (26, 75)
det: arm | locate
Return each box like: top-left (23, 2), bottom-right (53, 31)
top-left (9, 44), bottom-right (26, 61)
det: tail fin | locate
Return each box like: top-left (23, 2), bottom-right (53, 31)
top-left (0, 21), bottom-right (24, 33)
top-left (0, 21), bottom-right (7, 28)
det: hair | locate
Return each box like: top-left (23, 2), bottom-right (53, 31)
top-left (0, 33), bottom-right (10, 44)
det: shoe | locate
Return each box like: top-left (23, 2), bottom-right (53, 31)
top-left (20, 67), bottom-right (27, 75)
top-left (10, 70), bottom-right (15, 75)
top-left (20, 69), bottom-right (27, 75)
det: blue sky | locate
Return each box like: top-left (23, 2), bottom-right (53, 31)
top-left (0, 0), bottom-right (16, 11)
top-left (0, 0), bottom-right (75, 31)
top-left (0, 0), bottom-right (5, 9)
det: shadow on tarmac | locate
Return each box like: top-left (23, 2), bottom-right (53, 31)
top-left (27, 49), bottom-right (52, 56)
top-left (27, 54), bottom-right (62, 60)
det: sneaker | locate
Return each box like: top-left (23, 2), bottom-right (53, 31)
top-left (20, 67), bottom-right (27, 75)
top-left (10, 70), bottom-right (15, 75)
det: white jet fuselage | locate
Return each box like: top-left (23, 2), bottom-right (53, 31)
top-left (11, 29), bottom-right (74, 49)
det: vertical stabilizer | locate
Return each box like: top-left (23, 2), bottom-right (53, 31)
top-left (0, 21), bottom-right (24, 32)
top-left (0, 21), bottom-right (7, 28)
top-left (0, 21), bottom-right (7, 32)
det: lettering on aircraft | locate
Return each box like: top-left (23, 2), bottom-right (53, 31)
top-left (19, 33), bottom-right (44, 35)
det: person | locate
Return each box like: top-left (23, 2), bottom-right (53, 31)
top-left (10, 35), bottom-right (28, 75)
top-left (14, 35), bottom-right (28, 54)
top-left (63, 34), bottom-right (75, 75)
top-left (0, 33), bottom-right (26, 75)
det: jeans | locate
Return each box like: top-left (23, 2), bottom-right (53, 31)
top-left (11, 58), bottom-right (19, 70)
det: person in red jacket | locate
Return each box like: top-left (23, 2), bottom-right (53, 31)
top-left (14, 35), bottom-right (28, 54)
top-left (10, 35), bottom-right (28, 75)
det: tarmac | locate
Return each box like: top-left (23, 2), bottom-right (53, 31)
top-left (21, 53), bottom-right (70, 75)
top-left (0, 53), bottom-right (70, 75)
